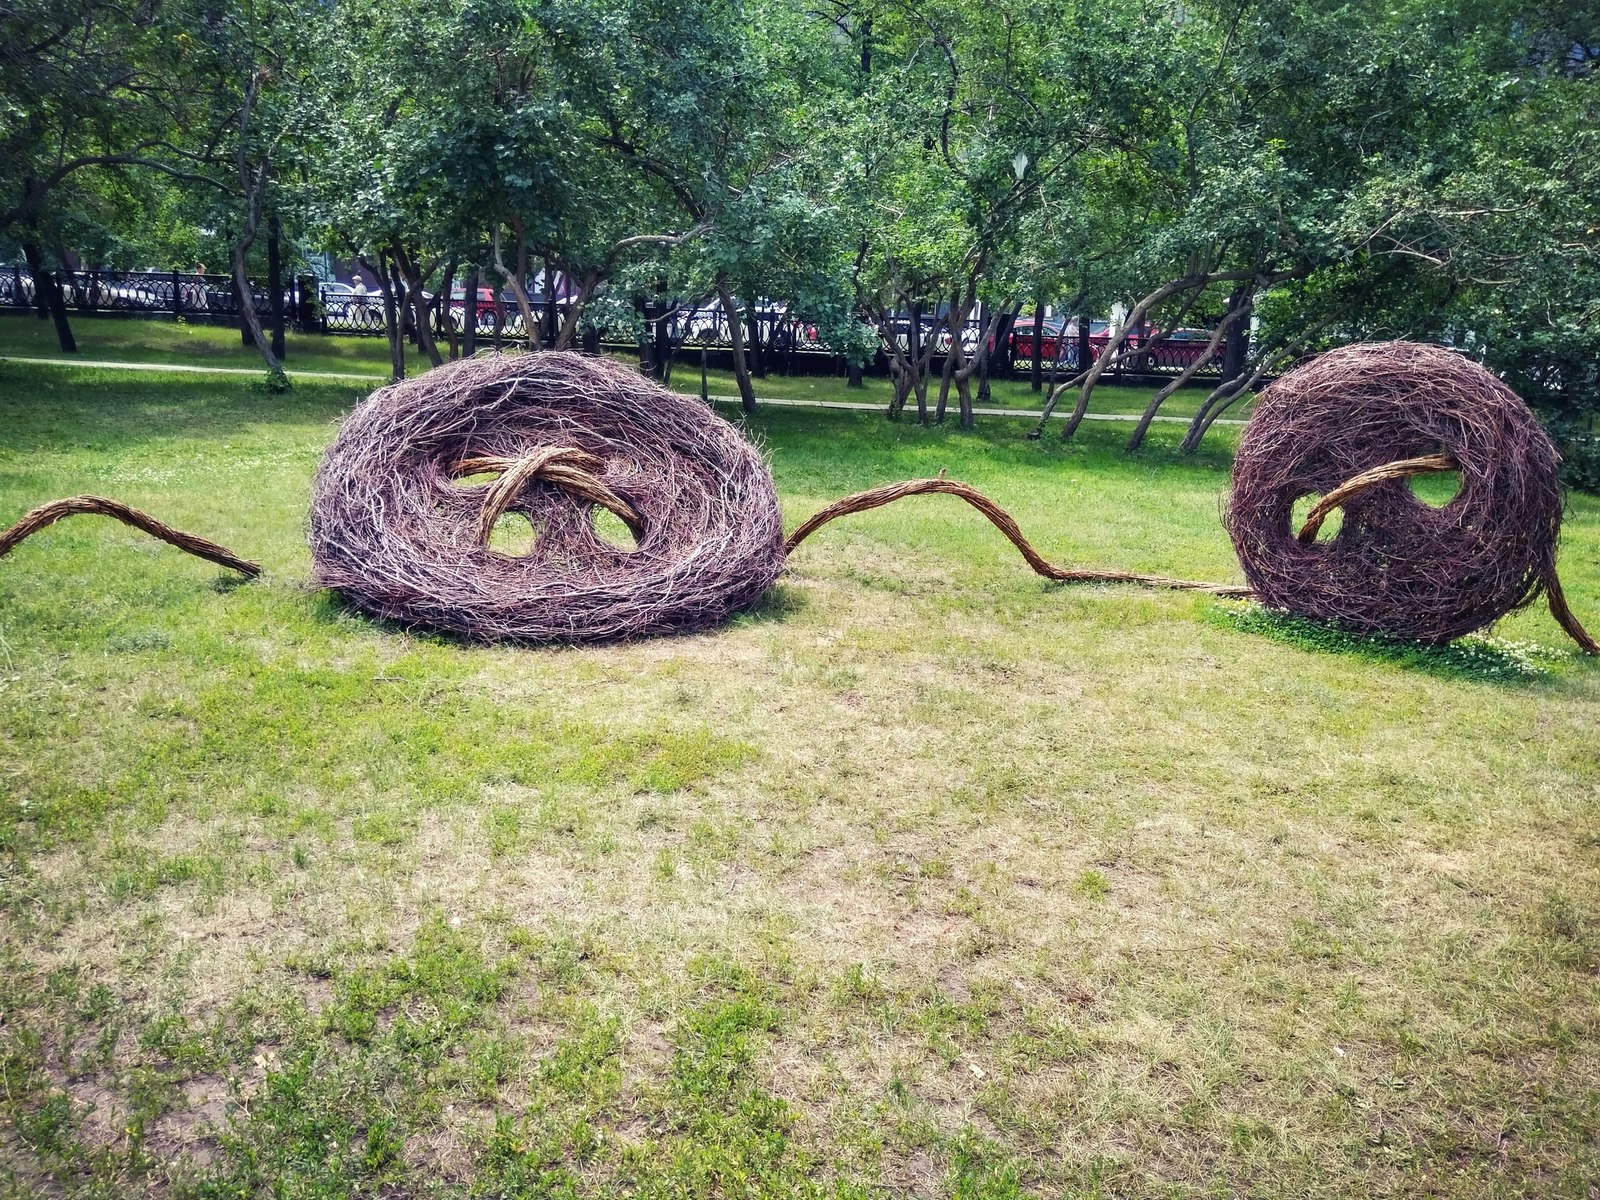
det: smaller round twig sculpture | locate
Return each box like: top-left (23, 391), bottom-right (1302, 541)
top-left (1226, 342), bottom-right (1568, 644)
top-left (308, 352), bottom-right (785, 643)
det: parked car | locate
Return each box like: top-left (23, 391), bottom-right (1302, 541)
top-left (882, 317), bottom-right (945, 354)
top-left (1008, 316), bottom-right (1069, 364)
top-left (320, 281), bottom-right (384, 329)
top-left (1005, 317), bottom-right (1164, 369)
top-left (445, 285), bottom-right (502, 331)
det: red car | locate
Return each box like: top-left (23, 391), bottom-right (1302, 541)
top-left (1009, 318), bottom-right (1146, 367)
top-left (448, 285), bottom-right (500, 322)
top-left (1008, 316), bottom-right (1069, 363)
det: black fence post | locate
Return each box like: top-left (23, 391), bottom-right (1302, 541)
top-left (172, 270), bottom-right (182, 320)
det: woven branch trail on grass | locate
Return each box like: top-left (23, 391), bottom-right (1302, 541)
top-left (0, 495), bottom-right (260, 577)
top-left (784, 477), bottom-right (1251, 596)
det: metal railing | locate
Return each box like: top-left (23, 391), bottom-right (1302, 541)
top-left (2, 265), bottom-right (1229, 381)
top-left (1, 266), bottom-right (275, 324)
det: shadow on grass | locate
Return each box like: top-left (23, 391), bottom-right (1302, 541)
top-left (307, 581), bottom-right (812, 646)
top-left (729, 582), bottom-right (809, 627)
top-left (305, 588), bottom-right (472, 649)
top-left (1203, 599), bottom-right (1572, 685)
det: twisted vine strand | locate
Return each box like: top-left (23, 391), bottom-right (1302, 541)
top-left (0, 495), bottom-right (259, 577)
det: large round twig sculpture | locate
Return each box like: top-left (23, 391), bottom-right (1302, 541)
top-left (308, 352), bottom-right (785, 643)
top-left (1225, 342), bottom-right (1572, 645)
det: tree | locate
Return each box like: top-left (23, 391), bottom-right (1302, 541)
top-left (0, 0), bottom-right (201, 348)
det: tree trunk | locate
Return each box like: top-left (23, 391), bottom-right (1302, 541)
top-left (657, 302), bottom-right (680, 385)
top-left (717, 279), bottom-right (757, 413)
top-left (881, 310), bottom-right (912, 421)
top-left (654, 296), bottom-right (673, 380)
top-left (267, 215), bottom-right (286, 361)
top-left (1125, 290), bottom-right (1252, 452)
top-left (975, 301), bottom-right (992, 403)
top-left (239, 278), bottom-right (254, 346)
top-left (22, 242), bottom-right (75, 352)
top-left (967, 301), bottom-right (1017, 414)
top-left (953, 339), bottom-right (974, 429)
top-left (889, 366), bottom-right (915, 420)
top-left (636, 295), bottom-right (657, 379)
top-left (908, 301), bottom-right (928, 425)
top-left (553, 268), bottom-right (598, 350)
top-left (1178, 323), bottom-right (1319, 453)
top-left (1030, 296), bottom-right (1045, 392)
top-left (1045, 269), bottom-right (1260, 440)
top-left (1044, 315), bottom-right (1066, 398)
top-left (232, 240), bottom-right (286, 386)
top-left (934, 327), bottom-right (957, 424)
top-left (365, 249), bottom-right (405, 382)
top-left (745, 304), bottom-right (766, 378)
top-left (492, 219), bottom-right (541, 351)
top-left (463, 266), bottom-right (478, 358)
top-left (437, 256), bottom-right (459, 360)
top-left (542, 260), bottom-right (557, 345)
top-left (389, 252), bottom-right (414, 348)
top-left (1222, 287), bottom-right (1250, 378)
top-left (391, 244), bottom-right (443, 369)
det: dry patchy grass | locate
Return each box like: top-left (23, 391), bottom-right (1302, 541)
top-left (0, 362), bottom-right (1597, 1198)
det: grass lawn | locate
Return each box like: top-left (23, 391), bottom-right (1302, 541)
top-left (0, 313), bottom-right (1246, 423)
top-left (0, 358), bottom-right (1597, 1198)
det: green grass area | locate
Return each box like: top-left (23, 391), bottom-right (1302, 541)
top-left (1, 360), bottom-right (1597, 1198)
top-left (0, 310), bottom-right (401, 378)
top-left (0, 313), bottom-right (1245, 423)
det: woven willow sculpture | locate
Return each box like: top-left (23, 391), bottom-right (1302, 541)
top-left (1, 344), bottom-right (1593, 652)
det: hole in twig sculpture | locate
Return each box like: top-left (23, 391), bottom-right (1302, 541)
top-left (487, 513), bottom-right (539, 558)
top-left (592, 508), bottom-right (638, 553)
top-left (1290, 495), bottom-right (1343, 544)
top-left (1408, 470), bottom-right (1461, 509)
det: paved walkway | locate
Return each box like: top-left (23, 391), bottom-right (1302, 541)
top-left (0, 355), bottom-right (381, 382)
top-left (704, 393), bottom-right (1244, 426)
top-left (0, 355), bottom-right (1245, 426)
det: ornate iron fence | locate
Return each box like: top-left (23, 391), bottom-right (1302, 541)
top-left (2, 265), bottom-right (271, 325)
top-left (1, 265), bottom-right (1228, 382)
